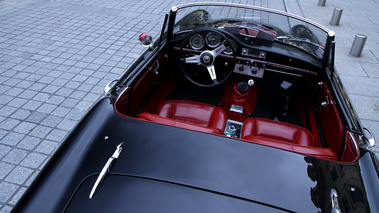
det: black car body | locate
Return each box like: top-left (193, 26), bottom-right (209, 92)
top-left (13, 2), bottom-right (379, 213)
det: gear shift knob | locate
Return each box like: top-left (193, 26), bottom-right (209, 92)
top-left (248, 79), bottom-right (255, 86)
top-left (237, 82), bottom-right (249, 94)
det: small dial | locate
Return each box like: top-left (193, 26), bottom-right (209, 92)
top-left (205, 32), bottom-right (221, 48)
top-left (189, 34), bottom-right (204, 50)
top-left (223, 39), bottom-right (237, 55)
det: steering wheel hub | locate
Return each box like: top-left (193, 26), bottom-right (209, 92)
top-left (200, 51), bottom-right (214, 66)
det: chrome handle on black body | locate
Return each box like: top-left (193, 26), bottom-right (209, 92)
top-left (89, 142), bottom-right (124, 199)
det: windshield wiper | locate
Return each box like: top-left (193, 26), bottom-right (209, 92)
top-left (89, 142), bottom-right (124, 199)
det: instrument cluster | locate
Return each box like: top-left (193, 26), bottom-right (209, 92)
top-left (189, 32), bottom-right (236, 55)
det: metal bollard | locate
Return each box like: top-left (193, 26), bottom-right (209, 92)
top-left (318, 0), bottom-right (326, 6)
top-left (330, 8), bottom-right (343, 25)
top-left (350, 34), bottom-right (367, 57)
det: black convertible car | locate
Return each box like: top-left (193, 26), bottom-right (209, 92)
top-left (13, 2), bottom-right (378, 213)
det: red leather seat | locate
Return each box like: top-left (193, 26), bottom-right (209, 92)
top-left (241, 118), bottom-right (338, 160)
top-left (241, 118), bottom-right (314, 146)
top-left (138, 112), bottom-right (225, 135)
top-left (157, 101), bottom-right (227, 132)
top-left (138, 101), bottom-right (227, 135)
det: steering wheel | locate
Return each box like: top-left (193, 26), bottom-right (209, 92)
top-left (179, 29), bottom-right (236, 87)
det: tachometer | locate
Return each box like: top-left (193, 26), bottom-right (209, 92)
top-left (223, 39), bottom-right (237, 55)
top-left (205, 32), bottom-right (221, 48)
top-left (189, 34), bottom-right (204, 50)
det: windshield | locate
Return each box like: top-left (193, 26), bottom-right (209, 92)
top-left (173, 3), bottom-right (329, 59)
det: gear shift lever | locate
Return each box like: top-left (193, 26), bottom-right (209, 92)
top-left (237, 82), bottom-right (249, 94)
top-left (237, 79), bottom-right (254, 94)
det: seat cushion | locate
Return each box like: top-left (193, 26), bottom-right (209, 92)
top-left (157, 101), bottom-right (227, 132)
top-left (241, 118), bottom-right (314, 146)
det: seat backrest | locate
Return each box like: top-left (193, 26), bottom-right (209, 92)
top-left (241, 118), bottom-right (338, 160)
top-left (157, 101), bottom-right (227, 132)
top-left (137, 112), bottom-right (224, 135)
top-left (241, 118), bottom-right (314, 146)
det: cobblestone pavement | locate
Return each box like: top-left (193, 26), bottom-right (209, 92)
top-left (0, 0), bottom-right (378, 212)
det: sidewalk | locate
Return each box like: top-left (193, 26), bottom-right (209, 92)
top-left (0, 0), bottom-right (378, 212)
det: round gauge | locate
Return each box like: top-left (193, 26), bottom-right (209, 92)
top-left (223, 39), bottom-right (237, 55)
top-left (206, 32), bottom-right (221, 48)
top-left (189, 34), bottom-right (204, 50)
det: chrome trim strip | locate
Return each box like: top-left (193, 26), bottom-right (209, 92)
top-left (347, 131), bottom-right (360, 157)
top-left (330, 188), bottom-right (341, 213)
top-left (267, 62), bottom-right (317, 75)
top-left (104, 79), bottom-right (118, 94)
top-left (265, 68), bottom-right (302, 77)
top-left (115, 86), bottom-right (130, 104)
top-left (363, 127), bottom-right (376, 147)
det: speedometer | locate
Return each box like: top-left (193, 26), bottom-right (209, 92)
top-left (189, 34), bottom-right (204, 50)
top-left (205, 32), bottom-right (221, 48)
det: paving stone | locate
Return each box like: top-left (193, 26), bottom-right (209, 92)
top-left (50, 106), bottom-right (70, 118)
top-left (36, 103), bottom-right (57, 114)
top-left (22, 100), bottom-right (43, 111)
top-left (25, 111), bottom-right (47, 124)
top-left (34, 140), bottom-right (58, 155)
top-left (13, 122), bottom-right (37, 134)
top-left (32, 93), bottom-right (50, 102)
top-left (57, 118), bottom-right (77, 131)
top-left (0, 163), bottom-right (14, 179)
top-left (17, 90), bottom-right (37, 100)
top-left (9, 109), bottom-right (31, 121)
top-left (0, 106), bottom-right (17, 117)
top-left (0, 118), bottom-right (20, 131)
top-left (7, 98), bottom-right (28, 108)
top-left (16, 136), bottom-right (41, 151)
top-left (9, 187), bottom-right (26, 205)
top-left (20, 153), bottom-right (47, 169)
top-left (2, 148), bottom-right (28, 165)
top-left (0, 205), bottom-right (13, 213)
top-left (0, 145), bottom-right (11, 159)
top-left (0, 182), bottom-right (19, 204)
top-left (4, 166), bottom-right (33, 185)
top-left (46, 129), bottom-right (68, 142)
top-left (29, 125), bottom-right (52, 138)
top-left (0, 133), bottom-right (24, 146)
top-left (24, 171), bottom-right (38, 187)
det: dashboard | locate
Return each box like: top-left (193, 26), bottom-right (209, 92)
top-left (173, 29), bottom-right (321, 80)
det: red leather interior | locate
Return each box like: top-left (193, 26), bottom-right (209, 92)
top-left (137, 112), bottom-right (224, 135)
top-left (317, 82), bottom-right (346, 155)
top-left (220, 77), bottom-right (258, 122)
top-left (241, 118), bottom-right (338, 160)
top-left (157, 101), bottom-right (227, 132)
top-left (241, 118), bottom-right (314, 146)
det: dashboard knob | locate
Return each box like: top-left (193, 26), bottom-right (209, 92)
top-left (239, 65), bottom-right (245, 71)
top-left (250, 67), bottom-right (258, 74)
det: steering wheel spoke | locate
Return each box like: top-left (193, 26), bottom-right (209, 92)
top-left (212, 43), bottom-right (226, 57)
top-left (184, 55), bottom-right (201, 64)
top-left (207, 65), bottom-right (217, 81)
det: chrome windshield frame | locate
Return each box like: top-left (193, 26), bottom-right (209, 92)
top-left (172, 2), bottom-right (330, 33)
